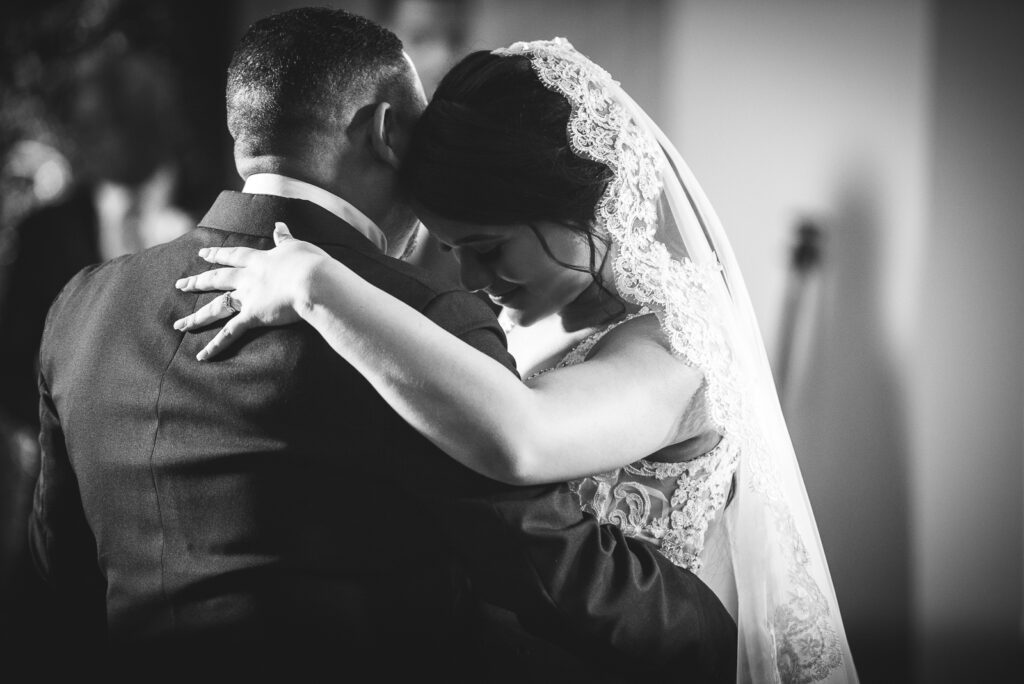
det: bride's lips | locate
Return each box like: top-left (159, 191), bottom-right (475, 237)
top-left (486, 286), bottom-right (522, 306)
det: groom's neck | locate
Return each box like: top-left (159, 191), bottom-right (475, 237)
top-left (235, 152), bottom-right (402, 244)
top-left (235, 153), bottom-right (372, 215)
top-left (236, 154), bottom-right (337, 192)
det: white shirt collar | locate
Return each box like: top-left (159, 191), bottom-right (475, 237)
top-left (242, 173), bottom-right (387, 252)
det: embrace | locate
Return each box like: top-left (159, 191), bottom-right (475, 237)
top-left (30, 7), bottom-right (858, 683)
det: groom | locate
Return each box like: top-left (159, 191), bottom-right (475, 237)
top-left (28, 8), bottom-right (735, 680)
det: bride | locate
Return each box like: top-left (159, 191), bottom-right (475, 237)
top-left (175, 38), bottom-right (858, 683)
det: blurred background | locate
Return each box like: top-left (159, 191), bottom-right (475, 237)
top-left (1, 1), bottom-right (1021, 681)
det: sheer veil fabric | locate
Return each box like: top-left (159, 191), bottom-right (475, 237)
top-left (492, 38), bottom-right (858, 683)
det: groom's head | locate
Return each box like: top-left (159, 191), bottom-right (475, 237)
top-left (226, 8), bottom-right (427, 249)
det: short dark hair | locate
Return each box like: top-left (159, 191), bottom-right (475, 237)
top-left (226, 7), bottom-right (406, 153)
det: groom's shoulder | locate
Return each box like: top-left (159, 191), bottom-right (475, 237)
top-left (328, 244), bottom-right (514, 369)
top-left (329, 243), bottom-right (492, 318)
top-left (50, 231), bottom-right (192, 299)
top-left (41, 231), bottom-right (198, 340)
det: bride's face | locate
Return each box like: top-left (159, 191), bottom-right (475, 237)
top-left (419, 211), bottom-right (599, 327)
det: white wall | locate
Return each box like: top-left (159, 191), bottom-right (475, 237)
top-left (469, 0), bottom-right (666, 119)
top-left (662, 1), bottom-right (932, 676)
top-left (665, 1), bottom-right (1024, 680)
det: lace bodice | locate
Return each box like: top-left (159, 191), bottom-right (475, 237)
top-left (536, 311), bottom-right (740, 573)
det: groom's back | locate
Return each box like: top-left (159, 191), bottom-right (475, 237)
top-left (32, 194), bottom-right (514, 668)
top-left (26, 9), bottom-right (514, 672)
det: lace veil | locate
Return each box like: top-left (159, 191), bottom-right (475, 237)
top-left (493, 38), bottom-right (858, 683)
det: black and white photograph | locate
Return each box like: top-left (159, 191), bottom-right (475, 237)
top-left (1, 1), bottom-right (1021, 682)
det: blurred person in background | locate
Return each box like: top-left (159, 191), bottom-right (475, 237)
top-left (0, 137), bottom-right (73, 650)
top-left (0, 47), bottom-right (191, 654)
top-left (0, 49), bottom-right (191, 440)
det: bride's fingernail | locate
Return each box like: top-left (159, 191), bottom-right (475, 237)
top-left (196, 350), bottom-right (207, 361)
top-left (198, 248), bottom-right (209, 257)
top-left (175, 279), bottom-right (185, 289)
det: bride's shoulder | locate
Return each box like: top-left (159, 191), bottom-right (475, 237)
top-left (582, 311), bottom-right (707, 427)
top-left (588, 311), bottom-right (694, 370)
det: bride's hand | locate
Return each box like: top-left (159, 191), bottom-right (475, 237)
top-left (173, 222), bottom-right (330, 360)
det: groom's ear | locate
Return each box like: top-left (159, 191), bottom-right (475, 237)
top-left (369, 102), bottom-right (401, 170)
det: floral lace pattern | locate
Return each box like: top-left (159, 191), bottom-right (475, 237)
top-left (548, 311), bottom-right (740, 574)
top-left (495, 38), bottom-right (845, 682)
top-left (569, 439), bottom-right (738, 573)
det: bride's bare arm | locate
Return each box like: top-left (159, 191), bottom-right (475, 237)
top-left (175, 227), bottom-right (703, 485)
top-left (303, 263), bottom-right (702, 484)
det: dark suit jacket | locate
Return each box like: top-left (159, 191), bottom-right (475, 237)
top-left (28, 191), bottom-right (736, 680)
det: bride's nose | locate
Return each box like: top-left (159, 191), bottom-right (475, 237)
top-left (456, 250), bottom-right (492, 292)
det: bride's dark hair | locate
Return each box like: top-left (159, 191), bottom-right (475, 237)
top-left (402, 50), bottom-right (617, 292)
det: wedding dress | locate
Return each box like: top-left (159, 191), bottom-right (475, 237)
top-left (493, 38), bottom-right (859, 683)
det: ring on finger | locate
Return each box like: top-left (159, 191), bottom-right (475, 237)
top-left (222, 291), bottom-right (242, 314)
